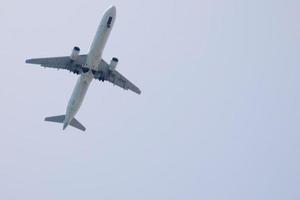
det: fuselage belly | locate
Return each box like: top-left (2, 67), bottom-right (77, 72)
top-left (63, 6), bottom-right (116, 128)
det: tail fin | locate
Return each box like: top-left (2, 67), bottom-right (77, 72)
top-left (44, 115), bottom-right (86, 131)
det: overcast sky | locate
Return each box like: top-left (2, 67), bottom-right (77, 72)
top-left (0, 0), bottom-right (299, 199)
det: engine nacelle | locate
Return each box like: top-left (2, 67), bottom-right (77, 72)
top-left (109, 57), bottom-right (118, 71)
top-left (70, 46), bottom-right (80, 61)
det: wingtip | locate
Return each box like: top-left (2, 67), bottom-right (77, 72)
top-left (25, 59), bottom-right (34, 64)
top-left (134, 87), bottom-right (142, 95)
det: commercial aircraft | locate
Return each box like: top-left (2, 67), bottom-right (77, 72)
top-left (26, 6), bottom-right (141, 131)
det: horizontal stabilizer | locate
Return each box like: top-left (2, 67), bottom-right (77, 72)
top-left (45, 115), bottom-right (65, 123)
top-left (70, 118), bottom-right (86, 131)
top-left (44, 115), bottom-right (86, 131)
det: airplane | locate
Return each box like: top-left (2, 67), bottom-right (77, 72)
top-left (25, 6), bottom-right (141, 131)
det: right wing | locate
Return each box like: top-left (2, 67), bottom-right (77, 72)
top-left (25, 55), bottom-right (89, 74)
top-left (106, 70), bottom-right (142, 95)
top-left (95, 59), bottom-right (141, 95)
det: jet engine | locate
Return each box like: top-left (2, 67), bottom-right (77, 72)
top-left (109, 57), bottom-right (118, 71)
top-left (70, 46), bottom-right (80, 61)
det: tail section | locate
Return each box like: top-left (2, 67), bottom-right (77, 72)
top-left (70, 118), bottom-right (86, 131)
top-left (44, 115), bottom-right (86, 131)
top-left (45, 115), bottom-right (65, 123)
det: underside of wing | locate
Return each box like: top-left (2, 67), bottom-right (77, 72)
top-left (106, 70), bottom-right (141, 95)
top-left (94, 59), bottom-right (141, 95)
top-left (27, 54), bottom-right (142, 94)
top-left (26, 55), bottom-right (88, 74)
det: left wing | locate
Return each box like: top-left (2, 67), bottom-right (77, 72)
top-left (25, 55), bottom-right (89, 74)
top-left (106, 70), bottom-right (142, 94)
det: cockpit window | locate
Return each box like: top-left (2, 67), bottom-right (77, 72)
top-left (107, 16), bottom-right (113, 28)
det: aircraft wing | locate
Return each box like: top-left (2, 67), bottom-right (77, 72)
top-left (95, 60), bottom-right (141, 94)
top-left (106, 70), bottom-right (141, 95)
top-left (25, 55), bottom-right (88, 74)
top-left (26, 55), bottom-right (141, 94)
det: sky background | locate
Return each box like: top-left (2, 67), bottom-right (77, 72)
top-left (0, 0), bottom-right (300, 199)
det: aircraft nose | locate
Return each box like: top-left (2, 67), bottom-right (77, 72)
top-left (107, 5), bottom-right (116, 16)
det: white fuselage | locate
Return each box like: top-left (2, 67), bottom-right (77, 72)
top-left (63, 6), bottom-right (116, 128)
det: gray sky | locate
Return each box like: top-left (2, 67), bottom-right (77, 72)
top-left (0, 0), bottom-right (299, 199)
